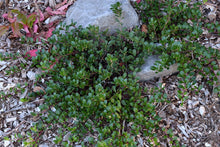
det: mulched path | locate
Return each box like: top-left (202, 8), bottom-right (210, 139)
top-left (0, 0), bottom-right (219, 146)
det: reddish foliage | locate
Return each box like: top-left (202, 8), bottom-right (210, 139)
top-left (25, 49), bottom-right (38, 59)
top-left (136, 0), bottom-right (141, 4)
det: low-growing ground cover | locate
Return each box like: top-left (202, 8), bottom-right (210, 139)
top-left (0, 0), bottom-right (219, 146)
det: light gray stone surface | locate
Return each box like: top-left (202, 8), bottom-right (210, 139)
top-left (136, 55), bottom-right (178, 81)
top-left (63, 0), bottom-right (139, 34)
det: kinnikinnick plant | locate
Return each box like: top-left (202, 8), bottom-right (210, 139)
top-left (29, 23), bottom-right (163, 146)
top-left (134, 0), bottom-right (219, 100)
top-left (0, 0), bottom-right (219, 146)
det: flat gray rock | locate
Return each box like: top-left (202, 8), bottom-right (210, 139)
top-left (63, 0), bottom-right (139, 34)
top-left (136, 55), bottom-right (178, 81)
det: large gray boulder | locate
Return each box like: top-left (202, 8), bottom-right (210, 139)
top-left (63, 0), bottom-right (139, 34)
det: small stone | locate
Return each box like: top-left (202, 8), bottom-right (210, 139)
top-left (187, 100), bottom-right (193, 109)
top-left (21, 70), bottom-right (26, 78)
top-left (205, 143), bottom-right (211, 147)
top-left (27, 71), bottom-right (36, 80)
top-left (35, 107), bottom-right (41, 112)
top-left (51, 107), bottom-right (56, 112)
top-left (199, 106), bottom-right (206, 116)
top-left (4, 140), bottom-right (10, 146)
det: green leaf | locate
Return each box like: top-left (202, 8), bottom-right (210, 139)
top-left (11, 9), bottom-right (27, 24)
top-left (27, 13), bottom-right (36, 28)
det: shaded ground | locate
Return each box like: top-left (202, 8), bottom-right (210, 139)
top-left (0, 0), bottom-right (219, 146)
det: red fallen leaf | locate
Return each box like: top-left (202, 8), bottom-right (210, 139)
top-left (2, 13), bottom-right (8, 18)
top-left (23, 24), bottom-right (30, 34)
top-left (32, 10), bottom-right (45, 33)
top-left (33, 24), bottom-right (38, 33)
top-left (39, 10), bottom-right (45, 21)
top-left (46, 7), bottom-right (66, 15)
top-left (136, 0), bottom-right (141, 3)
top-left (2, 13), bottom-right (16, 23)
top-left (55, 0), bottom-right (68, 9)
top-left (33, 23), bottom-right (38, 33)
top-left (45, 27), bottom-right (55, 39)
top-left (25, 49), bottom-right (38, 59)
top-left (33, 86), bottom-right (46, 93)
top-left (57, 2), bottom-right (73, 11)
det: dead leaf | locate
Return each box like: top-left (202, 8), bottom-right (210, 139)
top-left (187, 19), bottom-right (193, 26)
top-left (208, 12), bottom-right (216, 21)
top-left (33, 86), bottom-right (46, 93)
top-left (141, 24), bottom-right (148, 34)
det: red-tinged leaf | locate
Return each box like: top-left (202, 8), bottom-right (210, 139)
top-left (8, 17), bottom-right (16, 23)
top-left (33, 23), bottom-right (38, 33)
top-left (25, 49), bottom-right (38, 59)
top-left (49, 62), bottom-right (56, 70)
top-left (3, 13), bottom-right (16, 23)
top-left (42, 58), bottom-right (59, 72)
top-left (39, 10), bottom-right (45, 21)
top-left (0, 25), bottom-right (10, 36)
top-left (45, 7), bottom-right (53, 15)
top-left (23, 24), bottom-right (30, 34)
top-left (27, 13), bottom-right (37, 28)
top-left (46, 7), bottom-right (66, 15)
top-left (45, 27), bottom-right (55, 39)
top-left (11, 22), bottom-right (23, 37)
top-left (2, 13), bottom-right (8, 19)
top-left (32, 11), bottom-right (44, 23)
top-left (26, 32), bottom-right (32, 37)
top-left (136, 0), bottom-right (141, 3)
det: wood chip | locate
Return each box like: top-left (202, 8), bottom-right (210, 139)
top-left (33, 86), bottom-right (45, 93)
